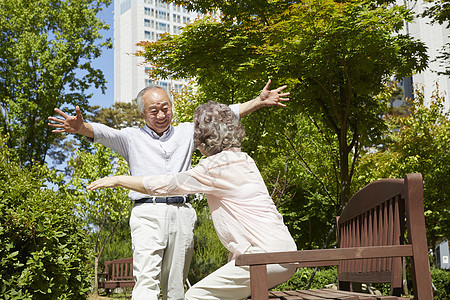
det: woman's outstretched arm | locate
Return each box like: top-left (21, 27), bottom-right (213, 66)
top-left (87, 175), bottom-right (147, 194)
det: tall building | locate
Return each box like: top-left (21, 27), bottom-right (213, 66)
top-left (113, 0), bottom-right (201, 103)
top-left (400, 0), bottom-right (450, 112)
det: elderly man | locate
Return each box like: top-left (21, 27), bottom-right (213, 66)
top-left (48, 80), bottom-right (289, 300)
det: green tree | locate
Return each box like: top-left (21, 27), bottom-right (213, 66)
top-left (66, 144), bottom-right (131, 294)
top-left (135, 0), bottom-right (428, 247)
top-left (269, 114), bottom-right (341, 249)
top-left (58, 97), bottom-right (144, 291)
top-left (259, 0), bottom-right (428, 206)
top-left (0, 135), bottom-right (93, 299)
top-left (0, 0), bottom-right (111, 165)
top-left (423, 0), bottom-right (450, 24)
top-left (98, 218), bottom-right (133, 267)
top-left (355, 86), bottom-right (450, 251)
top-left (90, 100), bottom-right (144, 129)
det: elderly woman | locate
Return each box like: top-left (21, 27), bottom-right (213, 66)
top-left (87, 101), bottom-right (297, 299)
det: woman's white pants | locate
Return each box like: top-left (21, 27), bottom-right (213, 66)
top-left (185, 247), bottom-right (296, 300)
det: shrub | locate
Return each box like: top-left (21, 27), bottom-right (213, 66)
top-left (379, 265), bottom-right (450, 298)
top-left (274, 267), bottom-right (338, 291)
top-left (430, 267), bottom-right (450, 299)
top-left (0, 138), bottom-right (93, 299)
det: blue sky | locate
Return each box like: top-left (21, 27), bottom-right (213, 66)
top-left (87, 3), bottom-right (115, 108)
top-left (45, 4), bottom-right (115, 170)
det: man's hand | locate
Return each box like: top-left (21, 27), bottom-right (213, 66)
top-left (48, 106), bottom-right (93, 138)
top-left (257, 79), bottom-right (290, 108)
top-left (239, 79), bottom-right (290, 117)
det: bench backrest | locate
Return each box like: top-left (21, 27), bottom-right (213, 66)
top-left (104, 257), bottom-right (133, 281)
top-left (336, 173), bottom-right (431, 297)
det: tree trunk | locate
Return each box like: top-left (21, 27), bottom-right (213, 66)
top-left (339, 136), bottom-right (351, 207)
top-left (94, 256), bottom-right (99, 295)
top-left (402, 257), bottom-right (409, 296)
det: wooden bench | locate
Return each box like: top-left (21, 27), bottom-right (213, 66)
top-left (98, 257), bottom-right (135, 292)
top-left (236, 173), bottom-right (434, 299)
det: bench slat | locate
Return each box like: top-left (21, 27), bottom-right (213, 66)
top-left (268, 289), bottom-right (406, 299)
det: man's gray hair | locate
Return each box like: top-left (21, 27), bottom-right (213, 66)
top-left (136, 85), bottom-right (172, 113)
top-left (193, 101), bottom-right (245, 157)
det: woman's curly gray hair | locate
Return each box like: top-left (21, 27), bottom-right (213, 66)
top-left (194, 101), bottom-right (245, 157)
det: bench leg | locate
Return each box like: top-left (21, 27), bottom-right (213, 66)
top-left (338, 280), bottom-right (351, 291)
top-left (250, 265), bottom-right (269, 300)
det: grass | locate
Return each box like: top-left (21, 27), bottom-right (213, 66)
top-left (88, 288), bottom-right (132, 300)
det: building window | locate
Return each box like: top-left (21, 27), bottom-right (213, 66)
top-left (145, 79), bottom-right (154, 87)
top-left (144, 30), bottom-right (154, 40)
top-left (144, 19), bottom-right (152, 28)
top-left (145, 67), bottom-right (153, 76)
top-left (173, 14), bottom-right (181, 23)
top-left (156, 0), bottom-right (168, 9)
top-left (144, 0), bottom-right (153, 4)
top-left (173, 26), bottom-right (182, 34)
top-left (145, 7), bottom-right (154, 17)
top-left (159, 82), bottom-right (168, 90)
top-left (174, 83), bottom-right (183, 93)
top-left (156, 22), bottom-right (167, 31)
top-left (182, 16), bottom-right (190, 24)
top-left (158, 11), bottom-right (168, 21)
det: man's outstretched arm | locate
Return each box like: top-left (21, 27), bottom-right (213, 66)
top-left (48, 106), bottom-right (94, 139)
top-left (239, 79), bottom-right (290, 117)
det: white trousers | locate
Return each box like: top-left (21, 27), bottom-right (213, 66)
top-left (130, 203), bottom-right (197, 300)
top-left (185, 247), bottom-right (297, 300)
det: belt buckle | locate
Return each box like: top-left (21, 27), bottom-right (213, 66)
top-left (172, 196), bottom-right (185, 204)
top-left (168, 196), bottom-right (187, 204)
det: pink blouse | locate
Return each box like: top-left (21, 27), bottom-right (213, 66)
top-left (142, 150), bottom-right (297, 260)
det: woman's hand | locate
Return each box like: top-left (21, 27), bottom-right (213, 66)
top-left (87, 175), bottom-right (147, 194)
top-left (87, 176), bottom-right (122, 190)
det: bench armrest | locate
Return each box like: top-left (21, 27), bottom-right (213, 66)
top-left (235, 245), bottom-right (413, 267)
